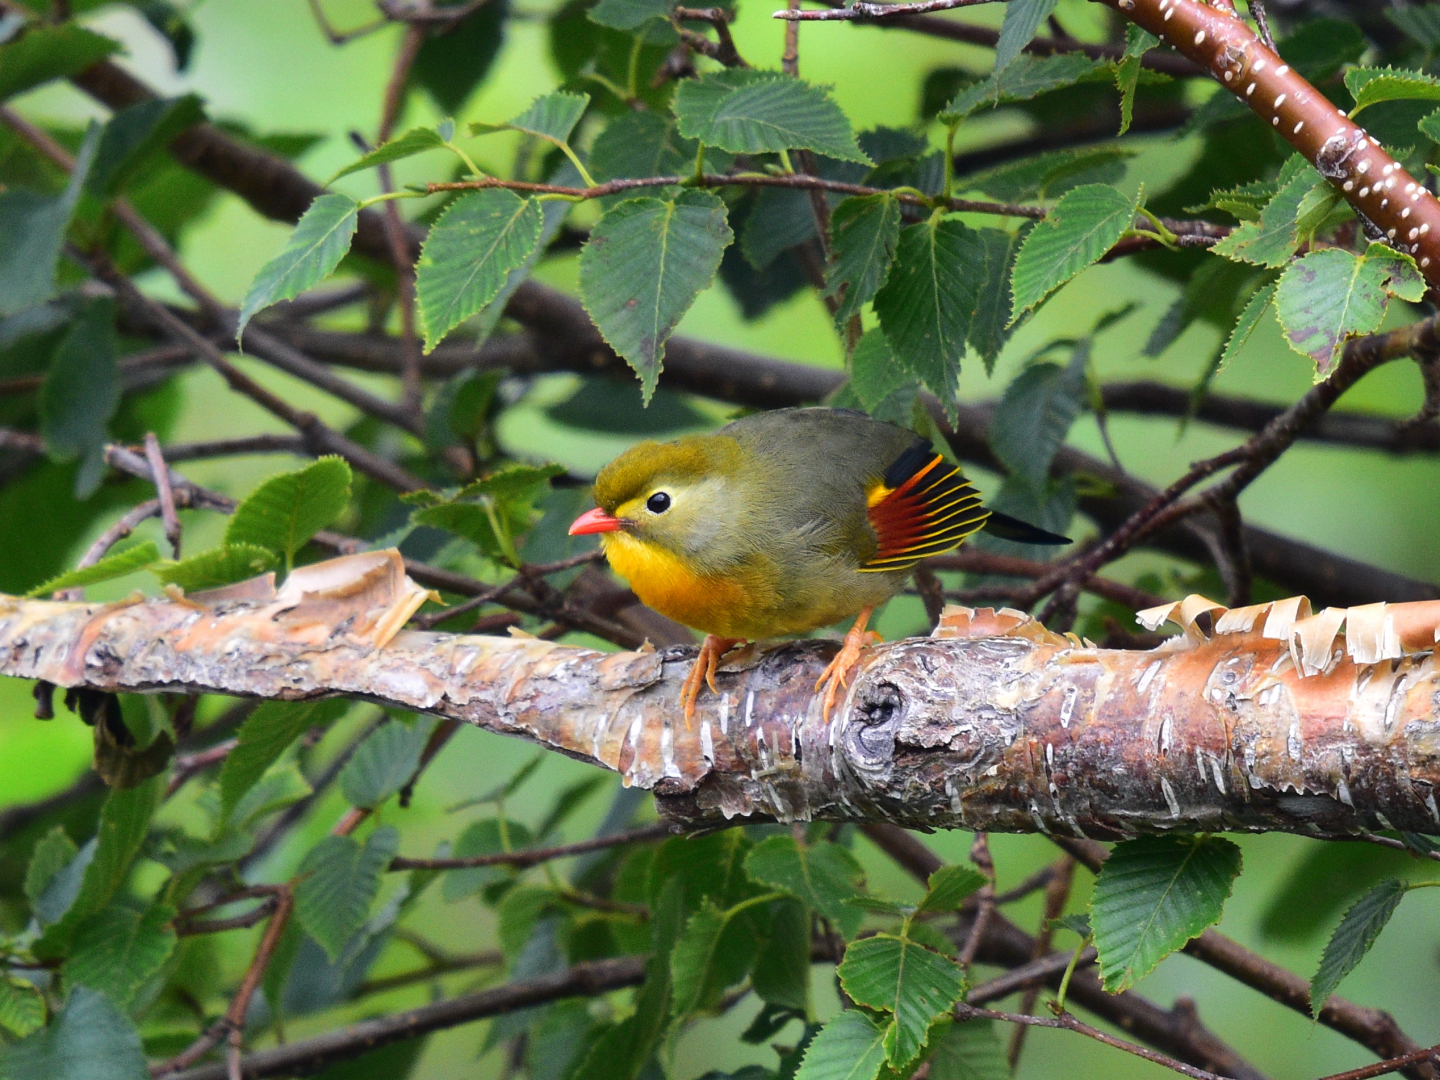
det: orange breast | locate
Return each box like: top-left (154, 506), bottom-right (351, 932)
top-left (600, 533), bottom-right (760, 638)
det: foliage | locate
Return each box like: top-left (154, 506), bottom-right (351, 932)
top-left (0, 0), bottom-right (1437, 1077)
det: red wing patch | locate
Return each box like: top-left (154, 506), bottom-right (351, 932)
top-left (861, 447), bottom-right (989, 572)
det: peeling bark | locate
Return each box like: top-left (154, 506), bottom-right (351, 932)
top-left (2, 551), bottom-right (1438, 837)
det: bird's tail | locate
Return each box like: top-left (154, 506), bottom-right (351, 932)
top-left (981, 509), bottom-right (1071, 546)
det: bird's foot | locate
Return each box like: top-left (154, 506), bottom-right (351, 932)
top-left (814, 607), bottom-right (880, 722)
top-left (680, 634), bottom-right (744, 727)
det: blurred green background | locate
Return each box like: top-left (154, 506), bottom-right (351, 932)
top-left (7, 1), bottom-right (1440, 1077)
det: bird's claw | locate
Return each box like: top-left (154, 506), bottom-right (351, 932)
top-left (680, 635), bottom-right (743, 727)
top-left (814, 610), bottom-right (880, 722)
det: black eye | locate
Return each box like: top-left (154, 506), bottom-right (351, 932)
top-left (646, 492), bottom-right (671, 514)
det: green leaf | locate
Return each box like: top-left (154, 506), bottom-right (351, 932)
top-left (928, 1018), bottom-right (1010, 1080)
top-left (0, 121), bottom-right (99, 317)
top-left (873, 217), bottom-right (986, 407)
top-left (1310, 878), bottom-right (1408, 1014)
top-left (961, 146), bottom-right (1133, 205)
top-left (151, 543), bottom-right (278, 593)
top-left (1210, 158), bottom-right (1321, 268)
top-left (294, 826), bottom-right (400, 962)
top-left (439, 817), bottom-right (534, 901)
top-left (411, 0), bottom-right (507, 114)
top-left (1275, 243), bottom-right (1426, 378)
top-left (1345, 66), bottom-right (1440, 116)
top-left (1090, 834), bottom-right (1243, 992)
top-left (989, 355), bottom-right (1088, 491)
top-left (794, 1010), bottom-right (888, 1080)
top-left (1115, 25), bottom-right (1159, 135)
top-left (1219, 279), bottom-right (1277, 369)
top-left (0, 24), bottom-right (122, 103)
top-left (650, 829), bottom-right (756, 913)
top-left (39, 298), bottom-right (120, 477)
top-left (1053, 912), bottom-right (1092, 938)
top-left (229, 765), bottom-right (311, 829)
top-left (917, 865), bottom-right (988, 914)
top-left (224, 456), bottom-right (353, 565)
top-left (1389, 5), bottom-right (1440, 47)
top-left (219, 699), bottom-right (346, 818)
top-left (0, 986), bottom-right (147, 1080)
top-left (848, 329), bottom-right (913, 412)
top-left (87, 95), bottom-right (205, 198)
top-left (414, 189), bottom-right (544, 352)
top-left (745, 837), bottom-right (865, 938)
top-left (742, 187), bottom-right (817, 271)
top-left (838, 934), bottom-right (966, 1066)
top-left (670, 898), bottom-right (761, 1016)
top-left (674, 70), bottom-right (871, 165)
top-left (968, 228), bottom-right (1024, 373)
top-left (1420, 107), bottom-right (1440, 145)
top-left (994, 0), bottom-right (1058, 74)
top-left (0, 978), bottom-right (45, 1039)
top-left (1010, 184), bottom-right (1136, 320)
top-left (327, 125), bottom-right (450, 185)
top-left (498, 884), bottom-right (557, 962)
top-left (340, 717), bottom-right (437, 809)
top-left (591, 111), bottom-right (715, 184)
top-left (940, 54), bottom-right (1099, 122)
top-left (34, 778), bottom-right (162, 959)
top-left (25, 826), bottom-right (77, 909)
top-left (579, 189), bottom-right (732, 401)
top-left (471, 91), bottom-right (591, 145)
top-left (826, 194), bottom-right (901, 324)
top-left (752, 898), bottom-right (811, 1012)
top-left (24, 541), bottom-right (159, 598)
top-left (589, 0), bottom-right (675, 31)
top-left (64, 901), bottom-right (177, 1008)
top-left (236, 193), bottom-right (358, 342)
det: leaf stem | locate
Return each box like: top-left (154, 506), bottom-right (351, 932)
top-left (1054, 933), bottom-right (1092, 1014)
top-left (356, 190), bottom-right (425, 210)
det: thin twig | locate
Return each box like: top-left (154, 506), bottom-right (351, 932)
top-left (957, 833), bottom-right (995, 970)
top-left (1010, 856), bottom-right (1076, 1068)
top-left (144, 433), bottom-right (182, 558)
top-left (1315, 1045), bottom-right (1440, 1080)
top-left (954, 1003), bottom-right (1223, 1080)
top-left (390, 822), bottom-right (672, 870)
top-left (377, 24), bottom-right (427, 424)
top-left (1247, 0), bottom-right (1276, 51)
top-left (774, 0), bottom-right (996, 19)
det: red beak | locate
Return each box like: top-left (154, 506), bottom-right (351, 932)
top-left (569, 507), bottom-right (624, 536)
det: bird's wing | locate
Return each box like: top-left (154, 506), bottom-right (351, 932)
top-left (859, 442), bottom-right (989, 572)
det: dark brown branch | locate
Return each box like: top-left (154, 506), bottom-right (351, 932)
top-left (144, 433), bottom-right (182, 559)
top-left (954, 1002), bottom-right (1222, 1080)
top-left (164, 956), bottom-right (649, 1080)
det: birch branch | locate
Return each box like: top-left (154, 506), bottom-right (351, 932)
top-left (3, 551), bottom-right (1439, 837)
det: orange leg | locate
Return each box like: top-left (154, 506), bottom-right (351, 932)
top-left (814, 606), bottom-right (881, 721)
top-left (680, 634), bottom-right (744, 727)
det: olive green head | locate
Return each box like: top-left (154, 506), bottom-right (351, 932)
top-left (591, 435), bottom-right (746, 559)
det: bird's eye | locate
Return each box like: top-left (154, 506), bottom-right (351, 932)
top-left (646, 492), bottom-right (671, 514)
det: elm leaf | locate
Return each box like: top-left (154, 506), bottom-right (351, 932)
top-left (224, 456), bottom-right (352, 566)
top-left (294, 827), bottom-right (400, 962)
top-left (1275, 243), bottom-right (1425, 378)
top-left (471, 91), bottom-right (590, 145)
top-left (579, 189), bottom-right (732, 401)
top-left (237, 192), bottom-right (358, 342)
top-left (0, 986), bottom-right (147, 1080)
top-left (1010, 184), bottom-right (1136, 320)
top-left (674, 70), bottom-right (871, 164)
top-left (414, 189), bottom-right (544, 352)
top-left (24, 542), bottom-right (158, 599)
top-left (793, 1009), bottom-right (888, 1080)
top-left (873, 217), bottom-right (986, 408)
top-left (1090, 835), bottom-right (1242, 992)
top-left (826, 193), bottom-right (901, 323)
top-left (838, 934), bottom-right (966, 1066)
top-left (64, 901), bottom-right (177, 1008)
top-left (1310, 877), bottom-right (1408, 1014)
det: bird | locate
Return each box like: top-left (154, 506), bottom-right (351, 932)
top-left (568, 407), bottom-right (1069, 723)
